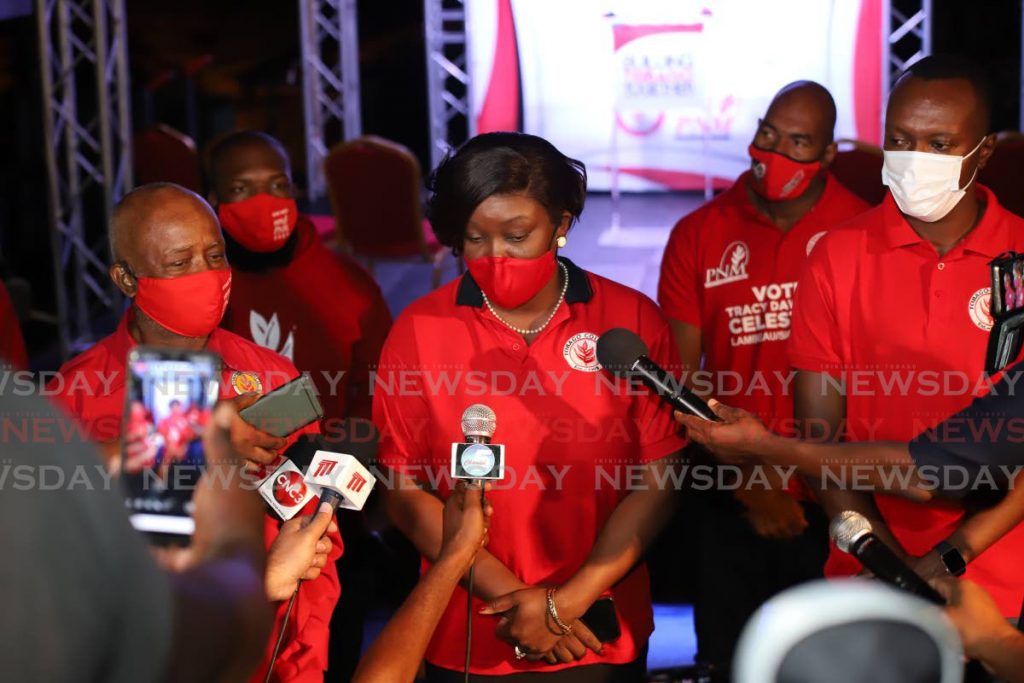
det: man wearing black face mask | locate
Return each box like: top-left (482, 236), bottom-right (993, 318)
top-left (658, 81), bottom-right (869, 678)
top-left (789, 55), bottom-right (1024, 622)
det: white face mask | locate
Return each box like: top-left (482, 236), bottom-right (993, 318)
top-left (881, 136), bottom-right (987, 222)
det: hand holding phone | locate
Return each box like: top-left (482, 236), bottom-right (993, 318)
top-left (226, 392), bottom-right (288, 466)
top-left (238, 374), bottom-right (324, 438)
top-left (122, 347), bottom-right (220, 541)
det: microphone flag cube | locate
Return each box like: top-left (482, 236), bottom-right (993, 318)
top-left (259, 458), bottom-right (322, 520)
top-left (450, 443), bottom-right (505, 480)
top-left (305, 449), bottom-right (376, 510)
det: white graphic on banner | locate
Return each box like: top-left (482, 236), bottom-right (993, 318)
top-left (473, 0), bottom-right (870, 191)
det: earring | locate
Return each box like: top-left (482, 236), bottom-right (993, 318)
top-left (556, 236), bottom-right (567, 248)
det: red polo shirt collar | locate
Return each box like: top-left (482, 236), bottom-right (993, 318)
top-left (878, 184), bottom-right (1009, 257)
top-left (107, 309), bottom-right (257, 380)
top-left (724, 170), bottom-right (849, 230)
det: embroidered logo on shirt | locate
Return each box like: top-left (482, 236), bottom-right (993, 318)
top-left (705, 241), bottom-right (749, 288)
top-left (969, 287), bottom-right (993, 331)
top-left (806, 231), bottom-right (827, 256)
top-left (230, 371), bottom-right (264, 396)
top-left (250, 310), bottom-right (295, 361)
top-left (563, 332), bottom-right (601, 372)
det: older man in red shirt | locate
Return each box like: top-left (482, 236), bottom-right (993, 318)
top-left (790, 56), bottom-right (1024, 617)
top-left (48, 182), bottom-right (341, 682)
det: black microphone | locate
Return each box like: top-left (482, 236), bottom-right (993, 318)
top-left (596, 327), bottom-right (720, 422)
top-left (830, 510), bottom-right (946, 605)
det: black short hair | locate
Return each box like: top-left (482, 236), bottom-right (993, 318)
top-left (426, 132), bottom-right (587, 254)
top-left (898, 55), bottom-right (993, 132)
top-left (203, 130), bottom-right (291, 191)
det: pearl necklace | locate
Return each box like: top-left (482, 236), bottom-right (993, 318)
top-left (483, 262), bottom-right (569, 336)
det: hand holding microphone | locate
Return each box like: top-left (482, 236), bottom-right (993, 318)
top-left (441, 480), bottom-right (494, 574)
top-left (265, 503), bottom-right (338, 601)
top-left (830, 510), bottom-right (946, 605)
top-left (596, 328), bottom-right (720, 421)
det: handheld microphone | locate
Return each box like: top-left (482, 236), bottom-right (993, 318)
top-left (451, 404), bottom-right (505, 482)
top-left (256, 434), bottom-right (324, 520)
top-left (596, 328), bottom-right (720, 421)
top-left (258, 423), bottom-right (380, 519)
top-left (830, 510), bottom-right (946, 605)
top-left (305, 448), bottom-right (377, 512)
top-left (451, 405), bottom-right (504, 683)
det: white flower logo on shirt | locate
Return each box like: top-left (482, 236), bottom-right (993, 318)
top-left (250, 311), bottom-right (295, 361)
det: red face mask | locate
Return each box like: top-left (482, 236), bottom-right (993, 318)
top-left (218, 194), bottom-right (298, 252)
top-left (134, 268), bottom-right (232, 337)
top-left (748, 144), bottom-right (821, 201)
top-left (466, 250), bottom-right (557, 310)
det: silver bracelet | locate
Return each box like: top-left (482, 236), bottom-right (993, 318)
top-left (546, 588), bottom-right (573, 635)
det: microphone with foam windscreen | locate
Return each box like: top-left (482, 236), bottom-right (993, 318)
top-left (596, 327), bottom-right (720, 421)
top-left (830, 510), bottom-right (946, 605)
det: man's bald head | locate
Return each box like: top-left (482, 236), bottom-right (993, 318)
top-left (110, 183), bottom-right (219, 262)
top-left (766, 81), bottom-right (838, 144)
top-left (108, 183), bottom-right (228, 298)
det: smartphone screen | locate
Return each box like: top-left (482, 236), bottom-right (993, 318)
top-left (122, 347), bottom-right (220, 539)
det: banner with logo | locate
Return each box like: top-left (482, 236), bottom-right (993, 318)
top-left (468, 0), bottom-right (881, 191)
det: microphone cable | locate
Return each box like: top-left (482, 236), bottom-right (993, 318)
top-left (463, 484), bottom-right (486, 683)
top-left (264, 589), bottom-right (298, 683)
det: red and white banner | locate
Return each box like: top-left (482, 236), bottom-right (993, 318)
top-left (468, 0), bottom-right (881, 191)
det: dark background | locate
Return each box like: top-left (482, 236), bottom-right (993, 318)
top-left (1, 0), bottom-right (1021, 370)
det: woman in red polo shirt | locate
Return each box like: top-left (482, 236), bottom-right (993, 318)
top-left (375, 132), bottom-right (686, 681)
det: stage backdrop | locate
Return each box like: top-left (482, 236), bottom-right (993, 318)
top-left (468, 0), bottom-right (882, 191)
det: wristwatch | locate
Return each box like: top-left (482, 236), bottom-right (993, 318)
top-left (934, 541), bottom-right (967, 577)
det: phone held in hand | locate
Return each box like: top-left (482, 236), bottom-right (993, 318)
top-left (580, 597), bottom-right (621, 644)
top-left (986, 252), bottom-right (1024, 374)
top-left (238, 373), bottom-right (324, 438)
top-left (122, 346), bottom-right (221, 542)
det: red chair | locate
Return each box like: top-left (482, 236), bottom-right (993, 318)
top-left (133, 124), bottom-right (202, 192)
top-left (829, 139), bottom-right (886, 206)
top-left (979, 131), bottom-right (1024, 219)
top-left (323, 135), bottom-right (456, 289)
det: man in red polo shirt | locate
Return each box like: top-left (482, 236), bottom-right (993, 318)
top-left (206, 129), bottom-right (393, 679)
top-left (48, 182), bottom-right (342, 682)
top-left (206, 130), bottom-right (391, 422)
top-left (658, 81), bottom-right (869, 675)
top-left (790, 56), bottom-right (1024, 616)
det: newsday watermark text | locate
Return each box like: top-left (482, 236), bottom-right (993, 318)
top-left (1, 462), bottom-right (1019, 495)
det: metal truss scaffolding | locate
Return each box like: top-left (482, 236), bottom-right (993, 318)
top-left (36, 0), bottom-right (133, 358)
top-left (882, 0), bottom-right (931, 101)
top-left (424, 0), bottom-right (472, 171)
top-left (299, 0), bottom-right (362, 201)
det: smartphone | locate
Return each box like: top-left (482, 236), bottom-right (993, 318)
top-left (581, 597), bottom-right (621, 643)
top-left (238, 373), bottom-right (324, 437)
top-left (122, 347), bottom-right (220, 540)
